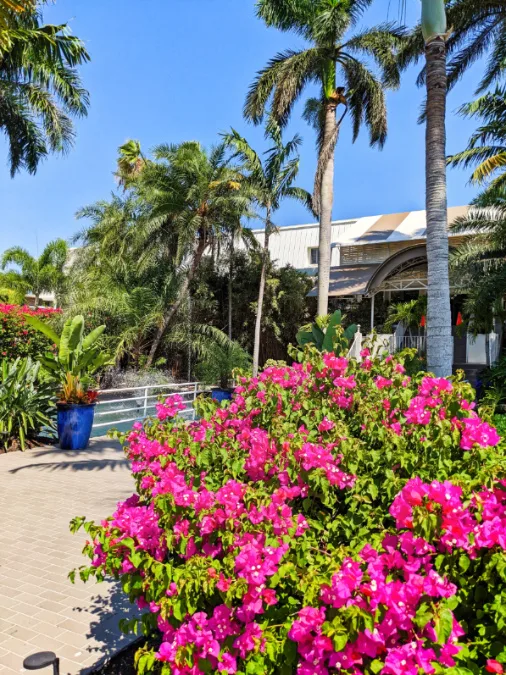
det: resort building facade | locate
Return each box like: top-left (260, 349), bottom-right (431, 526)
top-left (247, 206), bottom-right (502, 373)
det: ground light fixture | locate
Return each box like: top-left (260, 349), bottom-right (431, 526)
top-left (23, 652), bottom-right (60, 674)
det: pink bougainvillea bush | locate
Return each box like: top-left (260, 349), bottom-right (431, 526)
top-left (0, 304), bottom-right (60, 360)
top-left (71, 347), bottom-right (506, 674)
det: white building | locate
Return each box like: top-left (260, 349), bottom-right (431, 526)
top-left (247, 206), bottom-right (502, 372)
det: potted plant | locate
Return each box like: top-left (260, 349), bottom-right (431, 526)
top-left (196, 341), bottom-right (251, 402)
top-left (24, 314), bottom-right (112, 450)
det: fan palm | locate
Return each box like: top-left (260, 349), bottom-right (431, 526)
top-left (245, 0), bottom-right (405, 318)
top-left (223, 124), bottom-right (312, 375)
top-left (448, 88), bottom-right (506, 192)
top-left (0, 7), bottom-right (89, 176)
top-left (1, 238), bottom-right (68, 306)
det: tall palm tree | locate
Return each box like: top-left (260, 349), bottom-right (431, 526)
top-left (0, 7), bottom-right (89, 175)
top-left (1, 238), bottom-right (68, 306)
top-left (77, 141), bottom-right (253, 368)
top-left (223, 124), bottom-right (312, 376)
top-left (420, 0), bottom-right (453, 377)
top-left (399, 0), bottom-right (506, 375)
top-left (245, 0), bottom-right (405, 318)
top-left (133, 141), bottom-right (252, 366)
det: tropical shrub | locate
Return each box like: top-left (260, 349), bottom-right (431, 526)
top-left (0, 357), bottom-right (55, 450)
top-left (195, 341), bottom-right (252, 389)
top-left (0, 303), bottom-right (60, 360)
top-left (297, 311), bottom-right (357, 356)
top-left (71, 347), bottom-right (506, 674)
top-left (24, 313), bottom-right (113, 403)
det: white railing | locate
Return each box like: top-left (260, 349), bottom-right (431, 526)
top-left (488, 332), bottom-right (501, 366)
top-left (395, 335), bottom-right (427, 353)
top-left (92, 381), bottom-right (205, 433)
top-left (347, 327), bottom-right (363, 360)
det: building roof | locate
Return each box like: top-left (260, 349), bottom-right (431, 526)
top-left (331, 206), bottom-right (469, 246)
top-left (250, 206), bottom-right (469, 245)
top-left (307, 264), bottom-right (380, 297)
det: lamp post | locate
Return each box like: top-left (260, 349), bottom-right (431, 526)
top-left (23, 652), bottom-right (60, 675)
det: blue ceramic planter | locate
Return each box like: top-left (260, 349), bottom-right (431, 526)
top-left (211, 388), bottom-right (233, 403)
top-left (57, 403), bottom-right (96, 450)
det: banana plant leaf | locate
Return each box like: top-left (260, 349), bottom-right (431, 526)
top-left (23, 314), bottom-right (60, 346)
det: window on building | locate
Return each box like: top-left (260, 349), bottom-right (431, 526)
top-left (309, 247), bottom-right (319, 265)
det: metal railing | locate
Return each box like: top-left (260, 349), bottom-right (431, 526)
top-left (92, 381), bottom-right (205, 435)
top-left (395, 335), bottom-right (427, 353)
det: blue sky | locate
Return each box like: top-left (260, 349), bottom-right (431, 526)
top-left (0, 0), bottom-right (485, 256)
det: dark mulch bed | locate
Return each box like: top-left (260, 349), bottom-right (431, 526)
top-left (91, 638), bottom-right (159, 675)
top-left (0, 434), bottom-right (57, 454)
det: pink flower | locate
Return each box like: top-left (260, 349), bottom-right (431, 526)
top-left (486, 660), bottom-right (504, 674)
top-left (233, 623), bottom-right (264, 658)
top-left (318, 417), bottom-right (335, 432)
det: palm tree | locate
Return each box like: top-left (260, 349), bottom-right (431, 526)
top-left (444, 0), bottom-right (506, 94)
top-left (1, 238), bottom-right (68, 306)
top-left (448, 88), bottom-right (506, 192)
top-left (116, 140), bottom-right (147, 187)
top-left (223, 124), bottom-right (312, 376)
top-left (419, 0), bottom-right (453, 377)
top-left (398, 0), bottom-right (506, 375)
top-left (245, 0), bottom-right (405, 318)
top-left (67, 230), bottom-right (250, 371)
top-left (449, 193), bottom-right (506, 333)
top-left (133, 141), bottom-right (252, 366)
top-left (0, 0), bottom-right (33, 50)
top-left (0, 7), bottom-right (89, 176)
top-left (77, 141), bottom-right (253, 367)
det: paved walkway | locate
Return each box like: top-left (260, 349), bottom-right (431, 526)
top-left (0, 440), bottom-right (138, 675)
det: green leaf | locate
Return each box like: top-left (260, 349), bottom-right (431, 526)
top-left (434, 608), bottom-right (454, 644)
top-left (23, 313), bottom-right (60, 346)
top-left (322, 311), bottom-right (342, 352)
top-left (296, 330), bottom-right (314, 347)
top-left (312, 324), bottom-right (325, 349)
top-left (344, 324), bottom-right (358, 341)
top-left (332, 633), bottom-right (348, 651)
top-left (82, 324), bottom-right (106, 350)
top-left (67, 315), bottom-right (85, 351)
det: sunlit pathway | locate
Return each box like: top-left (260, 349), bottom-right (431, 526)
top-left (0, 440), bottom-right (137, 675)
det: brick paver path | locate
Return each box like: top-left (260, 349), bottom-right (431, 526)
top-left (0, 440), bottom-right (138, 675)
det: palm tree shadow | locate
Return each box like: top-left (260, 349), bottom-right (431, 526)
top-left (69, 580), bottom-right (142, 674)
top-left (8, 441), bottom-right (130, 474)
top-left (8, 458), bottom-right (129, 474)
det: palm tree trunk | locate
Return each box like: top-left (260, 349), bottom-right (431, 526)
top-left (317, 102), bottom-right (336, 318)
top-left (252, 216), bottom-right (270, 377)
top-left (145, 237), bottom-right (206, 368)
top-left (425, 36), bottom-right (453, 377)
top-left (228, 237), bottom-right (234, 340)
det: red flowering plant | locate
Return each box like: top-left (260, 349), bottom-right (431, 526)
top-left (71, 346), bottom-right (506, 674)
top-left (0, 304), bottom-right (60, 360)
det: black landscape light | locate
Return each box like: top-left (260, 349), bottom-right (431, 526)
top-left (23, 651), bottom-right (60, 675)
